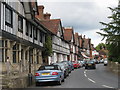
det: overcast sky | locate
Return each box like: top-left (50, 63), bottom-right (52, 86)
top-left (37, 0), bottom-right (118, 47)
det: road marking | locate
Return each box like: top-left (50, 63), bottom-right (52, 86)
top-left (84, 73), bottom-right (87, 77)
top-left (88, 78), bottom-right (96, 83)
top-left (102, 85), bottom-right (114, 88)
top-left (84, 71), bottom-right (86, 74)
top-left (84, 70), bottom-right (87, 77)
top-left (84, 70), bottom-right (96, 83)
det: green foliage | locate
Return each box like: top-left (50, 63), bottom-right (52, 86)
top-left (97, 6), bottom-right (120, 63)
top-left (95, 43), bottom-right (106, 51)
top-left (43, 34), bottom-right (52, 59)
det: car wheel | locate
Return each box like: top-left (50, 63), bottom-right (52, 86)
top-left (62, 78), bottom-right (65, 82)
top-left (36, 82), bottom-right (40, 86)
top-left (57, 78), bottom-right (62, 85)
top-left (85, 67), bottom-right (87, 69)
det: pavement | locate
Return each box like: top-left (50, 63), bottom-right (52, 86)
top-left (27, 64), bottom-right (119, 89)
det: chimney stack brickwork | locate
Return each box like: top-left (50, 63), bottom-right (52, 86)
top-left (44, 13), bottom-right (51, 20)
top-left (36, 5), bottom-right (51, 20)
top-left (36, 5), bottom-right (45, 20)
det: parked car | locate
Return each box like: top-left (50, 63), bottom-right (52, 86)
top-left (61, 61), bottom-right (72, 73)
top-left (35, 65), bottom-right (64, 86)
top-left (100, 59), bottom-right (104, 63)
top-left (92, 59), bottom-right (99, 64)
top-left (72, 61), bottom-right (80, 69)
top-left (78, 61), bottom-right (84, 67)
top-left (85, 60), bottom-right (96, 69)
top-left (68, 61), bottom-right (74, 71)
top-left (104, 60), bottom-right (108, 66)
top-left (52, 62), bottom-right (69, 78)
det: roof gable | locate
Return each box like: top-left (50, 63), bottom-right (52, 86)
top-left (40, 19), bottom-right (63, 36)
top-left (63, 27), bottom-right (75, 42)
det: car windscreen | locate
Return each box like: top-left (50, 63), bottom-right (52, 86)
top-left (87, 61), bottom-right (94, 64)
top-left (38, 66), bottom-right (59, 70)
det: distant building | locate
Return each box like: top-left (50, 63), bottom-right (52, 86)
top-left (82, 35), bottom-right (92, 59)
top-left (74, 33), bottom-right (79, 61)
top-left (63, 27), bottom-right (75, 61)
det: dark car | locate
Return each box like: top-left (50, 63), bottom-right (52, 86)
top-left (52, 62), bottom-right (69, 78)
top-left (85, 60), bottom-right (96, 69)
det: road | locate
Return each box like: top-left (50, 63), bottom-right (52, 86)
top-left (28, 64), bottom-right (119, 89)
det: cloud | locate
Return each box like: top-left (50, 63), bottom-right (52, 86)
top-left (80, 29), bottom-right (106, 47)
top-left (37, 0), bottom-right (118, 46)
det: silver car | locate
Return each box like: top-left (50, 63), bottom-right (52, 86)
top-left (35, 65), bottom-right (64, 86)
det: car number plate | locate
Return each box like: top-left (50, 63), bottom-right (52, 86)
top-left (88, 64), bottom-right (91, 66)
top-left (42, 73), bottom-right (50, 75)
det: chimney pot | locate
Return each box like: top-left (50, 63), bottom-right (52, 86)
top-left (44, 12), bottom-right (51, 20)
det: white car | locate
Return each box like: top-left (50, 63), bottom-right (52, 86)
top-left (100, 59), bottom-right (104, 63)
top-left (104, 60), bottom-right (108, 66)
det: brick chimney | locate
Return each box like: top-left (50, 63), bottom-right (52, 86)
top-left (83, 35), bottom-right (85, 39)
top-left (44, 12), bottom-right (51, 20)
top-left (36, 5), bottom-right (44, 20)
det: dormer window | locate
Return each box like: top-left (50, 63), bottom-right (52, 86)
top-left (18, 16), bottom-right (23, 33)
top-left (5, 6), bottom-right (13, 27)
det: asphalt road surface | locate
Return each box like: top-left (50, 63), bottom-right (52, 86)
top-left (29, 64), bottom-right (119, 89)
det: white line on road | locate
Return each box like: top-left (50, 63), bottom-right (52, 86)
top-left (84, 70), bottom-right (87, 77)
top-left (84, 74), bottom-right (87, 77)
top-left (102, 85), bottom-right (115, 88)
top-left (84, 71), bottom-right (86, 74)
top-left (88, 78), bottom-right (96, 83)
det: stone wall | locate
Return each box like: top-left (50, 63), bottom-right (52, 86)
top-left (1, 62), bottom-right (41, 89)
top-left (107, 61), bottom-right (120, 76)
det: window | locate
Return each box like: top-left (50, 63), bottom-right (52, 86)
top-left (34, 27), bottom-right (37, 40)
top-left (0, 40), bottom-right (7, 62)
top-left (5, 6), bottom-right (13, 27)
top-left (36, 52), bottom-right (39, 64)
top-left (18, 16), bottom-right (23, 33)
top-left (13, 44), bottom-right (16, 63)
top-left (39, 31), bottom-right (43, 43)
top-left (12, 44), bottom-right (19, 63)
top-left (30, 25), bottom-right (33, 38)
top-left (29, 50), bottom-right (33, 64)
top-left (26, 21), bottom-right (29, 36)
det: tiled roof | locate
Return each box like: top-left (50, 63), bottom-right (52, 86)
top-left (63, 28), bottom-right (73, 41)
top-left (40, 19), bottom-right (61, 35)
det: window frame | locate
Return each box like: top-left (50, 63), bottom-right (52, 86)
top-left (26, 21), bottom-right (29, 36)
top-left (30, 25), bottom-right (33, 38)
top-left (5, 5), bottom-right (13, 28)
top-left (18, 15), bottom-right (23, 33)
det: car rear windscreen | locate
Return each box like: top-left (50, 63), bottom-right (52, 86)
top-left (38, 66), bottom-right (59, 70)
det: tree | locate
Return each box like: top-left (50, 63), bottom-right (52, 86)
top-left (95, 43), bottom-right (106, 51)
top-left (97, 5), bottom-right (120, 63)
top-left (42, 34), bottom-right (52, 59)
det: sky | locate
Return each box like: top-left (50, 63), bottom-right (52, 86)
top-left (37, 0), bottom-right (118, 47)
